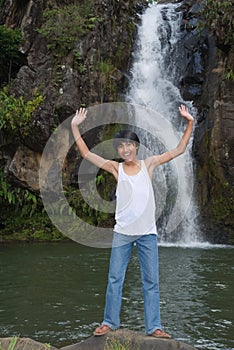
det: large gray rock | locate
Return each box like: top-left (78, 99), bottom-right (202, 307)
top-left (0, 337), bottom-right (58, 350)
top-left (60, 329), bottom-right (197, 350)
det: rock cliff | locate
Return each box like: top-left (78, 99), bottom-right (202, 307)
top-left (0, 0), bottom-right (233, 243)
top-left (179, 0), bottom-right (234, 243)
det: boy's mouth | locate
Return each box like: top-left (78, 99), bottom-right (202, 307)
top-left (123, 152), bottom-right (131, 159)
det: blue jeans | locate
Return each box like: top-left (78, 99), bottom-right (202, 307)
top-left (102, 232), bottom-right (161, 334)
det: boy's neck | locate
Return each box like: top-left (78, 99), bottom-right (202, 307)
top-left (124, 159), bottom-right (140, 167)
top-left (123, 160), bottom-right (141, 176)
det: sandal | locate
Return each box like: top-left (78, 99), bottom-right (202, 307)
top-left (93, 324), bottom-right (112, 336)
top-left (150, 329), bottom-right (171, 339)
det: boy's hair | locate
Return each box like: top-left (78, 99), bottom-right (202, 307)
top-left (112, 129), bottom-right (140, 151)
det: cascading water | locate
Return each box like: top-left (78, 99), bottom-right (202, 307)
top-left (126, 3), bottom-right (200, 244)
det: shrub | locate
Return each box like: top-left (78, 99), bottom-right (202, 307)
top-left (37, 2), bottom-right (100, 58)
top-left (0, 25), bottom-right (22, 61)
top-left (0, 87), bottom-right (43, 136)
top-left (0, 25), bottom-right (22, 83)
top-left (0, 170), bottom-right (40, 217)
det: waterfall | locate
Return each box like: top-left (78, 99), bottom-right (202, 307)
top-left (126, 3), bottom-right (200, 244)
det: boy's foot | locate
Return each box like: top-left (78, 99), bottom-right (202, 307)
top-left (150, 329), bottom-right (171, 339)
top-left (93, 324), bottom-right (112, 336)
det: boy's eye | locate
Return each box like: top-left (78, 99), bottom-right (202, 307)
top-left (117, 142), bottom-right (134, 149)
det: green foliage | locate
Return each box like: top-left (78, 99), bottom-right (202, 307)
top-left (1, 209), bottom-right (66, 242)
top-left (105, 336), bottom-right (138, 350)
top-left (0, 171), bottom-right (41, 217)
top-left (0, 25), bottom-right (22, 62)
top-left (0, 172), bottom-right (65, 241)
top-left (0, 87), bottom-right (43, 136)
top-left (225, 68), bottom-right (234, 80)
top-left (8, 337), bottom-right (18, 350)
top-left (95, 58), bottom-right (118, 102)
top-left (72, 49), bottom-right (87, 73)
top-left (199, 0), bottom-right (234, 49)
top-left (0, 25), bottom-right (22, 83)
top-left (63, 175), bottom-right (115, 227)
top-left (38, 2), bottom-right (100, 58)
top-left (211, 184), bottom-right (234, 223)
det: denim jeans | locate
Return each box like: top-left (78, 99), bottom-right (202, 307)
top-left (102, 232), bottom-right (161, 334)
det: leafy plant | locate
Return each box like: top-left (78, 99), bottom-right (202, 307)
top-left (226, 68), bottom-right (234, 80)
top-left (104, 336), bottom-right (138, 350)
top-left (63, 175), bottom-right (115, 227)
top-left (37, 2), bottom-right (100, 58)
top-left (0, 86), bottom-right (43, 136)
top-left (0, 171), bottom-right (41, 217)
top-left (0, 25), bottom-right (22, 83)
top-left (0, 26), bottom-right (22, 61)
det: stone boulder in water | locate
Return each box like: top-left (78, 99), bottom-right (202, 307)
top-left (0, 331), bottom-right (198, 349)
top-left (60, 329), bottom-right (198, 350)
top-left (0, 337), bottom-right (58, 350)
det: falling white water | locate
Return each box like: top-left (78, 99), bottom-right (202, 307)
top-left (126, 3), bottom-right (200, 243)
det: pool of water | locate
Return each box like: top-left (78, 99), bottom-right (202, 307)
top-left (0, 242), bottom-right (233, 349)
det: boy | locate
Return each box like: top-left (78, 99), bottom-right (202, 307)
top-left (71, 105), bottom-right (194, 338)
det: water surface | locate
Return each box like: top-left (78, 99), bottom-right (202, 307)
top-left (0, 242), bottom-right (233, 349)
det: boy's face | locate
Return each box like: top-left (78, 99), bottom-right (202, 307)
top-left (117, 141), bottom-right (138, 162)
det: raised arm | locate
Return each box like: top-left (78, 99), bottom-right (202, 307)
top-left (71, 108), bottom-right (118, 178)
top-left (146, 105), bottom-right (194, 171)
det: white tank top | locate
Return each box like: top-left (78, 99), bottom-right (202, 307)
top-left (114, 160), bottom-right (157, 235)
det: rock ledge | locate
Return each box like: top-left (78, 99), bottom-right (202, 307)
top-left (1, 330), bottom-right (198, 350)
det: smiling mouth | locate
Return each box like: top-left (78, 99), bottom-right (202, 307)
top-left (123, 152), bottom-right (131, 158)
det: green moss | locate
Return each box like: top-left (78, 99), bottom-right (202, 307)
top-left (211, 184), bottom-right (234, 223)
top-left (198, 0), bottom-right (234, 78)
top-left (94, 58), bottom-right (118, 102)
top-left (196, 128), bottom-right (234, 227)
top-left (0, 211), bottom-right (67, 242)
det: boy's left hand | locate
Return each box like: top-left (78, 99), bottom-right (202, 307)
top-left (179, 104), bottom-right (194, 122)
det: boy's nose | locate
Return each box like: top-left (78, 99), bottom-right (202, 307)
top-left (123, 144), bottom-right (130, 152)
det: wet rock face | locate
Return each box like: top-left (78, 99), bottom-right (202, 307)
top-left (193, 54), bottom-right (234, 243)
top-left (175, 1), bottom-right (208, 102)
top-left (165, 0), bottom-right (234, 242)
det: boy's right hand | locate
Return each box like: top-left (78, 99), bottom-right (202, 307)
top-left (71, 107), bottom-right (87, 126)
